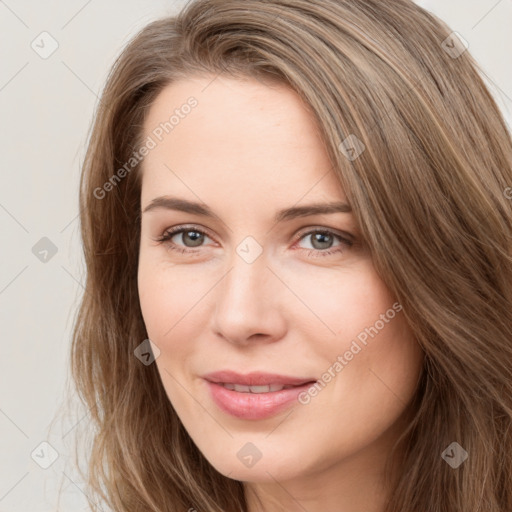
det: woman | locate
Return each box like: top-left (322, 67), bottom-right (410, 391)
top-left (69, 0), bottom-right (512, 510)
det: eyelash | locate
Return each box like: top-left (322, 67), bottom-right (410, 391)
top-left (153, 225), bottom-right (353, 258)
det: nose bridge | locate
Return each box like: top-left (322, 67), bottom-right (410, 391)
top-left (218, 249), bottom-right (270, 317)
top-left (212, 246), bottom-right (285, 344)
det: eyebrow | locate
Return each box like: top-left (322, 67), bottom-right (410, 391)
top-left (142, 196), bottom-right (352, 222)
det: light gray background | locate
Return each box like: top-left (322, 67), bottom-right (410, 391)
top-left (1, 1), bottom-right (510, 510)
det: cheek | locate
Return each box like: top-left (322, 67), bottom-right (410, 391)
top-left (324, 308), bottom-right (423, 430)
top-left (292, 261), bottom-right (423, 418)
top-left (277, 259), bottom-right (399, 353)
top-left (137, 261), bottom-right (206, 407)
top-left (138, 269), bottom-right (171, 340)
top-left (137, 257), bottom-right (214, 341)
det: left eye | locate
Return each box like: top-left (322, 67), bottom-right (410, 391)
top-left (293, 229), bottom-right (353, 258)
top-left (298, 231), bottom-right (342, 250)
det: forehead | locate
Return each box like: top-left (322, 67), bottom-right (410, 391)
top-left (140, 75), bottom-right (345, 206)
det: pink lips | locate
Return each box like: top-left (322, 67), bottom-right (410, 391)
top-left (203, 370), bottom-right (317, 420)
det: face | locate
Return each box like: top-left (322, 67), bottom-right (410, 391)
top-left (137, 75), bottom-right (424, 487)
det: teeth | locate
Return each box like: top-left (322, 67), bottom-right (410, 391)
top-left (233, 384), bottom-right (251, 392)
top-left (222, 383), bottom-right (296, 393)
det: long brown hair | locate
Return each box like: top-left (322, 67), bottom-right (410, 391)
top-left (66, 0), bottom-right (512, 510)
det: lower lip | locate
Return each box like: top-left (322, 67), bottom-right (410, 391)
top-left (205, 380), bottom-right (314, 420)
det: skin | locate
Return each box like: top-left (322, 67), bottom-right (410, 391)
top-left (137, 74), bottom-right (425, 512)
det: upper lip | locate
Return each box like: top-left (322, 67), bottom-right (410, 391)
top-left (202, 370), bottom-right (316, 387)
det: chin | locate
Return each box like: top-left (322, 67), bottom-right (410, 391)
top-left (198, 438), bottom-right (311, 483)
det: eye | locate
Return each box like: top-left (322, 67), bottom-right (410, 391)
top-left (153, 225), bottom-right (214, 254)
top-left (154, 225), bottom-right (354, 258)
top-left (294, 228), bottom-right (353, 258)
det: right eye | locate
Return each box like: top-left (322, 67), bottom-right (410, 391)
top-left (154, 225), bottom-right (215, 253)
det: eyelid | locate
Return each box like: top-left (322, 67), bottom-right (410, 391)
top-left (156, 224), bottom-right (215, 241)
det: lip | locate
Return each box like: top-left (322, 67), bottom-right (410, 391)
top-left (203, 370), bottom-right (317, 420)
top-left (202, 370), bottom-right (316, 387)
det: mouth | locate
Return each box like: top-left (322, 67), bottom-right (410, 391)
top-left (202, 370), bottom-right (316, 387)
top-left (202, 370), bottom-right (317, 420)
top-left (217, 382), bottom-right (308, 393)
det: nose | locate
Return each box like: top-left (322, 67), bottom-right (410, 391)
top-left (211, 250), bottom-right (287, 346)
